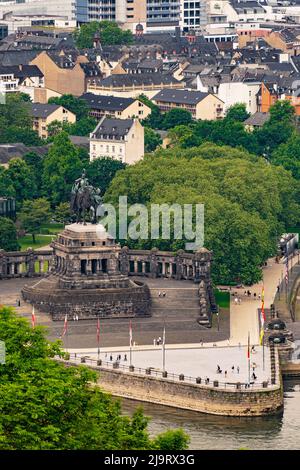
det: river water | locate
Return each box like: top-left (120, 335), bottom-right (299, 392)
top-left (121, 380), bottom-right (300, 450)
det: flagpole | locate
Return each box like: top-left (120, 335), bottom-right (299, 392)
top-left (31, 305), bottom-right (36, 329)
top-left (97, 318), bottom-right (100, 361)
top-left (162, 323), bottom-right (166, 373)
top-left (129, 320), bottom-right (132, 367)
top-left (248, 332), bottom-right (251, 386)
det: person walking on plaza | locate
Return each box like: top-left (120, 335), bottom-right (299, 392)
top-left (237, 366), bottom-right (240, 374)
top-left (234, 297), bottom-right (238, 305)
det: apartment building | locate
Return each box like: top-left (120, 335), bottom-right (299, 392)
top-left (153, 89), bottom-right (224, 120)
top-left (90, 117), bottom-right (144, 164)
top-left (76, 0), bottom-right (181, 32)
top-left (30, 103), bottom-right (76, 139)
top-left (81, 93), bottom-right (152, 120)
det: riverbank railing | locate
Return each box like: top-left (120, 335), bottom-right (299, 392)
top-left (57, 354), bottom-right (277, 391)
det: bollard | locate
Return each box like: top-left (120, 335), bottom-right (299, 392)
top-left (196, 377), bottom-right (201, 384)
top-left (97, 359), bottom-right (102, 366)
top-left (80, 357), bottom-right (86, 363)
top-left (179, 374), bottom-right (184, 381)
top-left (129, 365), bottom-right (134, 372)
top-left (162, 371), bottom-right (168, 378)
top-left (213, 380), bottom-right (219, 388)
top-left (263, 381), bottom-right (268, 388)
top-left (146, 368), bottom-right (151, 375)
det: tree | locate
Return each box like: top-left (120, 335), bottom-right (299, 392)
top-left (19, 198), bottom-right (51, 243)
top-left (225, 103), bottom-right (250, 122)
top-left (271, 132), bottom-right (300, 179)
top-left (42, 132), bottom-right (84, 206)
top-left (144, 127), bottom-right (162, 152)
top-left (86, 157), bottom-right (126, 195)
top-left (54, 202), bottom-right (72, 225)
top-left (105, 146), bottom-right (299, 284)
top-left (139, 94), bottom-right (163, 129)
top-left (0, 217), bottom-right (19, 251)
top-left (23, 152), bottom-right (44, 193)
top-left (74, 21), bottom-right (133, 49)
top-left (162, 108), bottom-right (193, 130)
top-left (48, 94), bottom-right (89, 120)
top-left (0, 93), bottom-right (41, 146)
top-left (0, 306), bottom-right (189, 450)
top-left (269, 99), bottom-right (295, 123)
top-left (5, 158), bottom-right (37, 207)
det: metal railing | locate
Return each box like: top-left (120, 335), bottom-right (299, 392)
top-left (58, 353), bottom-right (276, 391)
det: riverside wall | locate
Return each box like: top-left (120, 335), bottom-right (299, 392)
top-left (96, 368), bottom-right (283, 417)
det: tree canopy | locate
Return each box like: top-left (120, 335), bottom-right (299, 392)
top-left (0, 93), bottom-right (41, 146)
top-left (0, 217), bottom-right (19, 251)
top-left (74, 21), bottom-right (133, 49)
top-left (0, 306), bottom-right (189, 450)
top-left (105, 143), bottom-right (300, 284)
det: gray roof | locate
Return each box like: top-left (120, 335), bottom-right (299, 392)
top-left (92, 118), bottom-right (134, 140)
top-left (153, 89), bottom-right (210, 105)
top-left (244, 112), bottom-right (270, 127)
top-left (81, 93), bottom-right (135, 111)
top-left (30, 103), bottom-right (61, 118)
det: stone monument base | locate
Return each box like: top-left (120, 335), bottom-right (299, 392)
top-left (21, 223), bottom-right (151, 320)
top-left (22, 276), bottom-right (150, 320)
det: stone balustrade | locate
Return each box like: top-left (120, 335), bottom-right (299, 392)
top-left (0, 249), bottom-right (53, 279)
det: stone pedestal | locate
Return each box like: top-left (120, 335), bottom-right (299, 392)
top-left (22, 223), bottom-right (151, 320)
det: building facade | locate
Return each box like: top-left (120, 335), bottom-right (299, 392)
top-left (90, 117), bottom-right (144, 164)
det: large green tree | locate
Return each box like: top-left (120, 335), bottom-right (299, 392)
top-left (19, 198), bottom-right (51, 243)
top-left (86, 157), bottom-right (126, 195)
top-left (42, 132), bottom-right (84, 206)
top-left (105, 145), bottom-right (300, 284)
top-left (74, 21), bottom-right (133, 49)
top-left (0, 306), bottom-right (189, 450)
top-left (0, 217), bottom-right (19, 251)
top-left (0, 93), bottom-right (41, 145)
top-left (144, 127), bottom-right (162, 152)
top-left (5, 158), bottom-right (37, 206)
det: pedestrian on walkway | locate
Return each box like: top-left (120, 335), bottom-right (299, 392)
top-left (232, 366), bottom-right (235, 373)
top-left (244, 290), bottom-right (247, 296)
top-left (238, 298), bottom-right (241, 305)
top-left (234, 297), bottom-right (238, 305)
top-left (238, 342), bottom-right (241, 349)
top-left (76, 314), bottom-right (79, 321)
top-left (237, 366), bottom-right (240, 374)
top-left (110, 355), bottom-right (113, 361)
top-left (158, 291), bottom-right (161, 297)
top-left (225, 370), bottom-right (227, 378)
top-left (254, 293), bottom-right (256, 299)
top-left (124, 354), bottom-right (127, 361)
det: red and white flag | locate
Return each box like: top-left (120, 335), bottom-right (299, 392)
top-left (97, 318), bottom-right (100, 344)
top-left (31, 306), bottom-right (36, 329)
top-left (129, 320), bottom-right (133, 347)
top-left (62, 314), bottom-right (68, 337)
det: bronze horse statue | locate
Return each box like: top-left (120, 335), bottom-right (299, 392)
top-left (70, 185), bottom-right (98, 225)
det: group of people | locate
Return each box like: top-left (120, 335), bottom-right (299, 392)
top-left (72, 315), bottom-right (79, 321)
top-left (244, 290), bottom-right (261, 300)
top-left (158, 291), bottom-right (167, 298)
top-left (154, 337), bottom-right (163, 345)
top-left (105, 353), bottom-right (127, 362)
top-left (217, 365), bottom-right (240, 376)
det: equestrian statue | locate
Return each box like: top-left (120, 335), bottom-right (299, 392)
top-left (70, 170), bottom-right (102, 224)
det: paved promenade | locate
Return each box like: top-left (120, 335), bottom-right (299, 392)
top-left (229, 255), bottom-right (299, 346)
